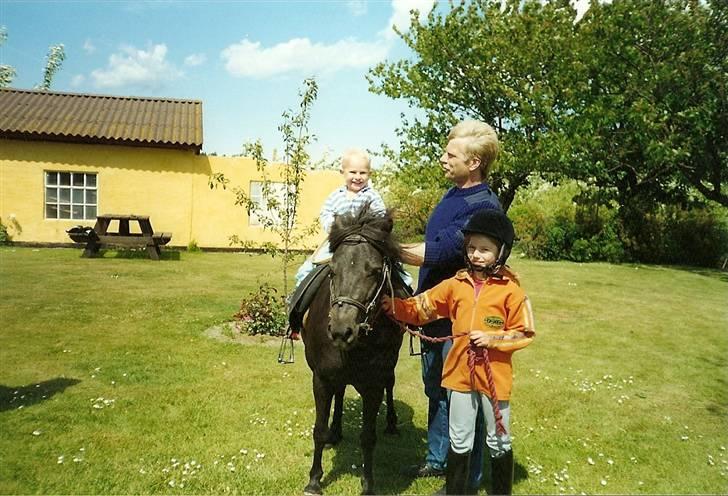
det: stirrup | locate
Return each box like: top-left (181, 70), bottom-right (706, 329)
top-left (277, 328), bottom-right (296, 364)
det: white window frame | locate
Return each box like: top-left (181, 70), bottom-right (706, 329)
top-left (249, 180), bottom-right (297, 227)
top-left (45, 171), bottom-right (98, 220)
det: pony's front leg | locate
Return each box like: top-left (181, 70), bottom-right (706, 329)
top-left (304, 375), bottom-right (334, 495)
top-left (360, 387), bottom-right (384, 495)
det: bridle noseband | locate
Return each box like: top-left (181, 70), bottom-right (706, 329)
top-left (329, 234), bottom-right (394, 335)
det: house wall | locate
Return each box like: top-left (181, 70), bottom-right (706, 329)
top-left (0, 139), bottom-right (342, 249)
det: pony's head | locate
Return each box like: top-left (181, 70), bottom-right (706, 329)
top-left (327, 205), bottom-right (400, 350)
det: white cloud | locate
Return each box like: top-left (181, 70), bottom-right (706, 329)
top-left (90, 44), bottom-right (183, 89)
top-left (381, 0), bottom-right (435, 40)
top-left (184, 53), bottom-right (207, 66)
top-left (346, 0), bottom-right (367, 16)
top-left (70, 74), bottom-right (85, 87)
top-left (82, 39), bottom-right (95, 54)
top-left (221, 37), bottom-right (388, 79)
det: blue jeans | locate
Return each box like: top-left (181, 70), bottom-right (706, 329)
top-left (421, 338), bottom-right (485, 487)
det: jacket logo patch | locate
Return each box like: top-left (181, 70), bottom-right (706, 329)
top-left (484, 316), bottom-right (504, 328)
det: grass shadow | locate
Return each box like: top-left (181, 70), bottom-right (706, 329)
top-left (93, 249), bottom-right (181, 260)
top-left (321, 396), bottom-right (424, 494)
top-left (655, 264), bottom-right (728, 283)
top-left (0, 377), bottom-right (81, 412)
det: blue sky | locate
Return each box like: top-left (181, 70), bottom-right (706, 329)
top-left (1, 0), bottom-right (591, 164)
top-left (0, 0), bottom-right (442, 164)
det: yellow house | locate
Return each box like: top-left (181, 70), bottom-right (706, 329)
top-left (0, 88), bottom-right (341, 249)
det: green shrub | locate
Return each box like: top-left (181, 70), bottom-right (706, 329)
top-left (510, 181), bottom-right (727, 267)
top-left (187, 239), bottom-right (201, 252)
top-left (627, 204), bottom-right (728, 267)
top-left (0, 219), bottom-right (10, 245)
top-left (232, 283), bottom-right (287, 336)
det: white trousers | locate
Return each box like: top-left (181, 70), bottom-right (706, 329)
top-left (449, 390), bottom-right (512, 458)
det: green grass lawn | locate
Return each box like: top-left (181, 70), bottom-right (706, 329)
top-left (0, 246), bottom-right (726, 495)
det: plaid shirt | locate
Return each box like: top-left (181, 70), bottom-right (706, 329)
top-left (319, 184), bottom-right (386, 232)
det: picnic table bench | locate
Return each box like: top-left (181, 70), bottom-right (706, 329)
top-left (67, 214), bottom-right (172, 260)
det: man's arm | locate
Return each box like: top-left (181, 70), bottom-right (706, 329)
top-left (400, 242), bottom-right (425, 266)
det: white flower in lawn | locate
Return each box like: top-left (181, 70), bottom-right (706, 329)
top-left (246, 465), bottom-right (251, 470)
top-left (32, 430), bottom-right (41, 436)
top-left (607, 459), bottom-right (614, 465)
top-left (57, 455), bottom-right (64, 464)
top-left (587, 457), bottom-right (595, 465)
top-left (168, 480), bottom-right (175, 487)
top-left (681, 435), bottom-right (690, 441)
top-left (73, 456), bottom-right (82, 462)
top-left (600, 479), bottom-right (607, 486)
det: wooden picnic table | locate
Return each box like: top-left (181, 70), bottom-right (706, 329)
top-left (79, 214), bottom-right (171, 260)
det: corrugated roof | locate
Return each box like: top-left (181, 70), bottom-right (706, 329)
top-left (0, 88), bottom-right (203, 153)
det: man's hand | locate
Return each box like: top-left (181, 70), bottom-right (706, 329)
top-left (400, 242), bottom-right (425, 266)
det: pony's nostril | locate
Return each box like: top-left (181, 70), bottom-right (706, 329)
top-left (343, 327), bottom-right (355, 343)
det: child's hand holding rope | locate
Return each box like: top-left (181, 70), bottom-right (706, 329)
top-left (381, 294), bottom-right (394, 316)
top-left (469, 330), bottom-right (495, 348)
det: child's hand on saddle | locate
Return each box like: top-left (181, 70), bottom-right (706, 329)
top-left (381, 295), bottom-right (394, 316)
top-left (470, 330), bottom-right (493, 348)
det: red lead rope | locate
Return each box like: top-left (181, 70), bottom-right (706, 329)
top-left (393, 320), bottom-right (507, 436)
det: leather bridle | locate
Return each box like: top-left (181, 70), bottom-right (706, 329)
top-left (329, 234), bottom-right (394, 335)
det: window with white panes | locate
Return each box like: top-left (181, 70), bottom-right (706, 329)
top-left (45, 172), bottom-right (97, 220)
top-left (249, 180), bottom-right (293, 227)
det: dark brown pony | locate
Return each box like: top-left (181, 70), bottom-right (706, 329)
top-left (302, 206), bottom-right (407, 495)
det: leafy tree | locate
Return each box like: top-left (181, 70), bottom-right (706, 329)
top-left (0, 26), bottom-right (66, 90)
top-left (368, 0), bottom-right (580, 210)
top-left (565, 0), bottom-right (727, 212)
top-left (37, 44), bottom-right (66, 90)
top-left (210, 78), bottom-right (319, 295)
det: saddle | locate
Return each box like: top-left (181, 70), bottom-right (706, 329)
top-left (288, 263), bottom-right (331, 332)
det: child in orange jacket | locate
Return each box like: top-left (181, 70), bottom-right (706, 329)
top-left (382, 209), bottom-right (535, 495)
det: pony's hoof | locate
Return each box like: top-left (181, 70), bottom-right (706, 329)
top-left (304, 483), bottom-right (322, 495)
top-left (384, 425), bottom-right (399, 436)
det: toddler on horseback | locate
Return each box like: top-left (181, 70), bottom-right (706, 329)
top-left (289, 149), bottom-right (411, 338)
top-left (382, 209), bottom-right (535, 495)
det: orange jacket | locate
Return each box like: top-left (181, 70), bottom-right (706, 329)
top-left (391, 269), bottom-right (535, 400)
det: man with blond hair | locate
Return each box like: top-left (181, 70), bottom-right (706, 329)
top-left (400, 120), bottom-right (502, 492)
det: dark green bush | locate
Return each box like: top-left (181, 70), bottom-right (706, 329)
top-left (232, 283), bottom-right (287, 336)
top-left (508, 182), bottom-right (727, 267)
top-left (627, 205), bottom-right (728, 267)
top-left (0, 219), bottom-right (10, 245)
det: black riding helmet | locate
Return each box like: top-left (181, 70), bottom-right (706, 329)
top-left (461, 209), bottom-right (515, 274)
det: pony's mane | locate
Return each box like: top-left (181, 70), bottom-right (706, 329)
top-left (329, 204), bottom-right (400, 261)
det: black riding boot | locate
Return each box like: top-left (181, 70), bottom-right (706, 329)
top-left (446, 448), bottom-right (471, 495)
top-left (490, 450), bottom-right (513, 495)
